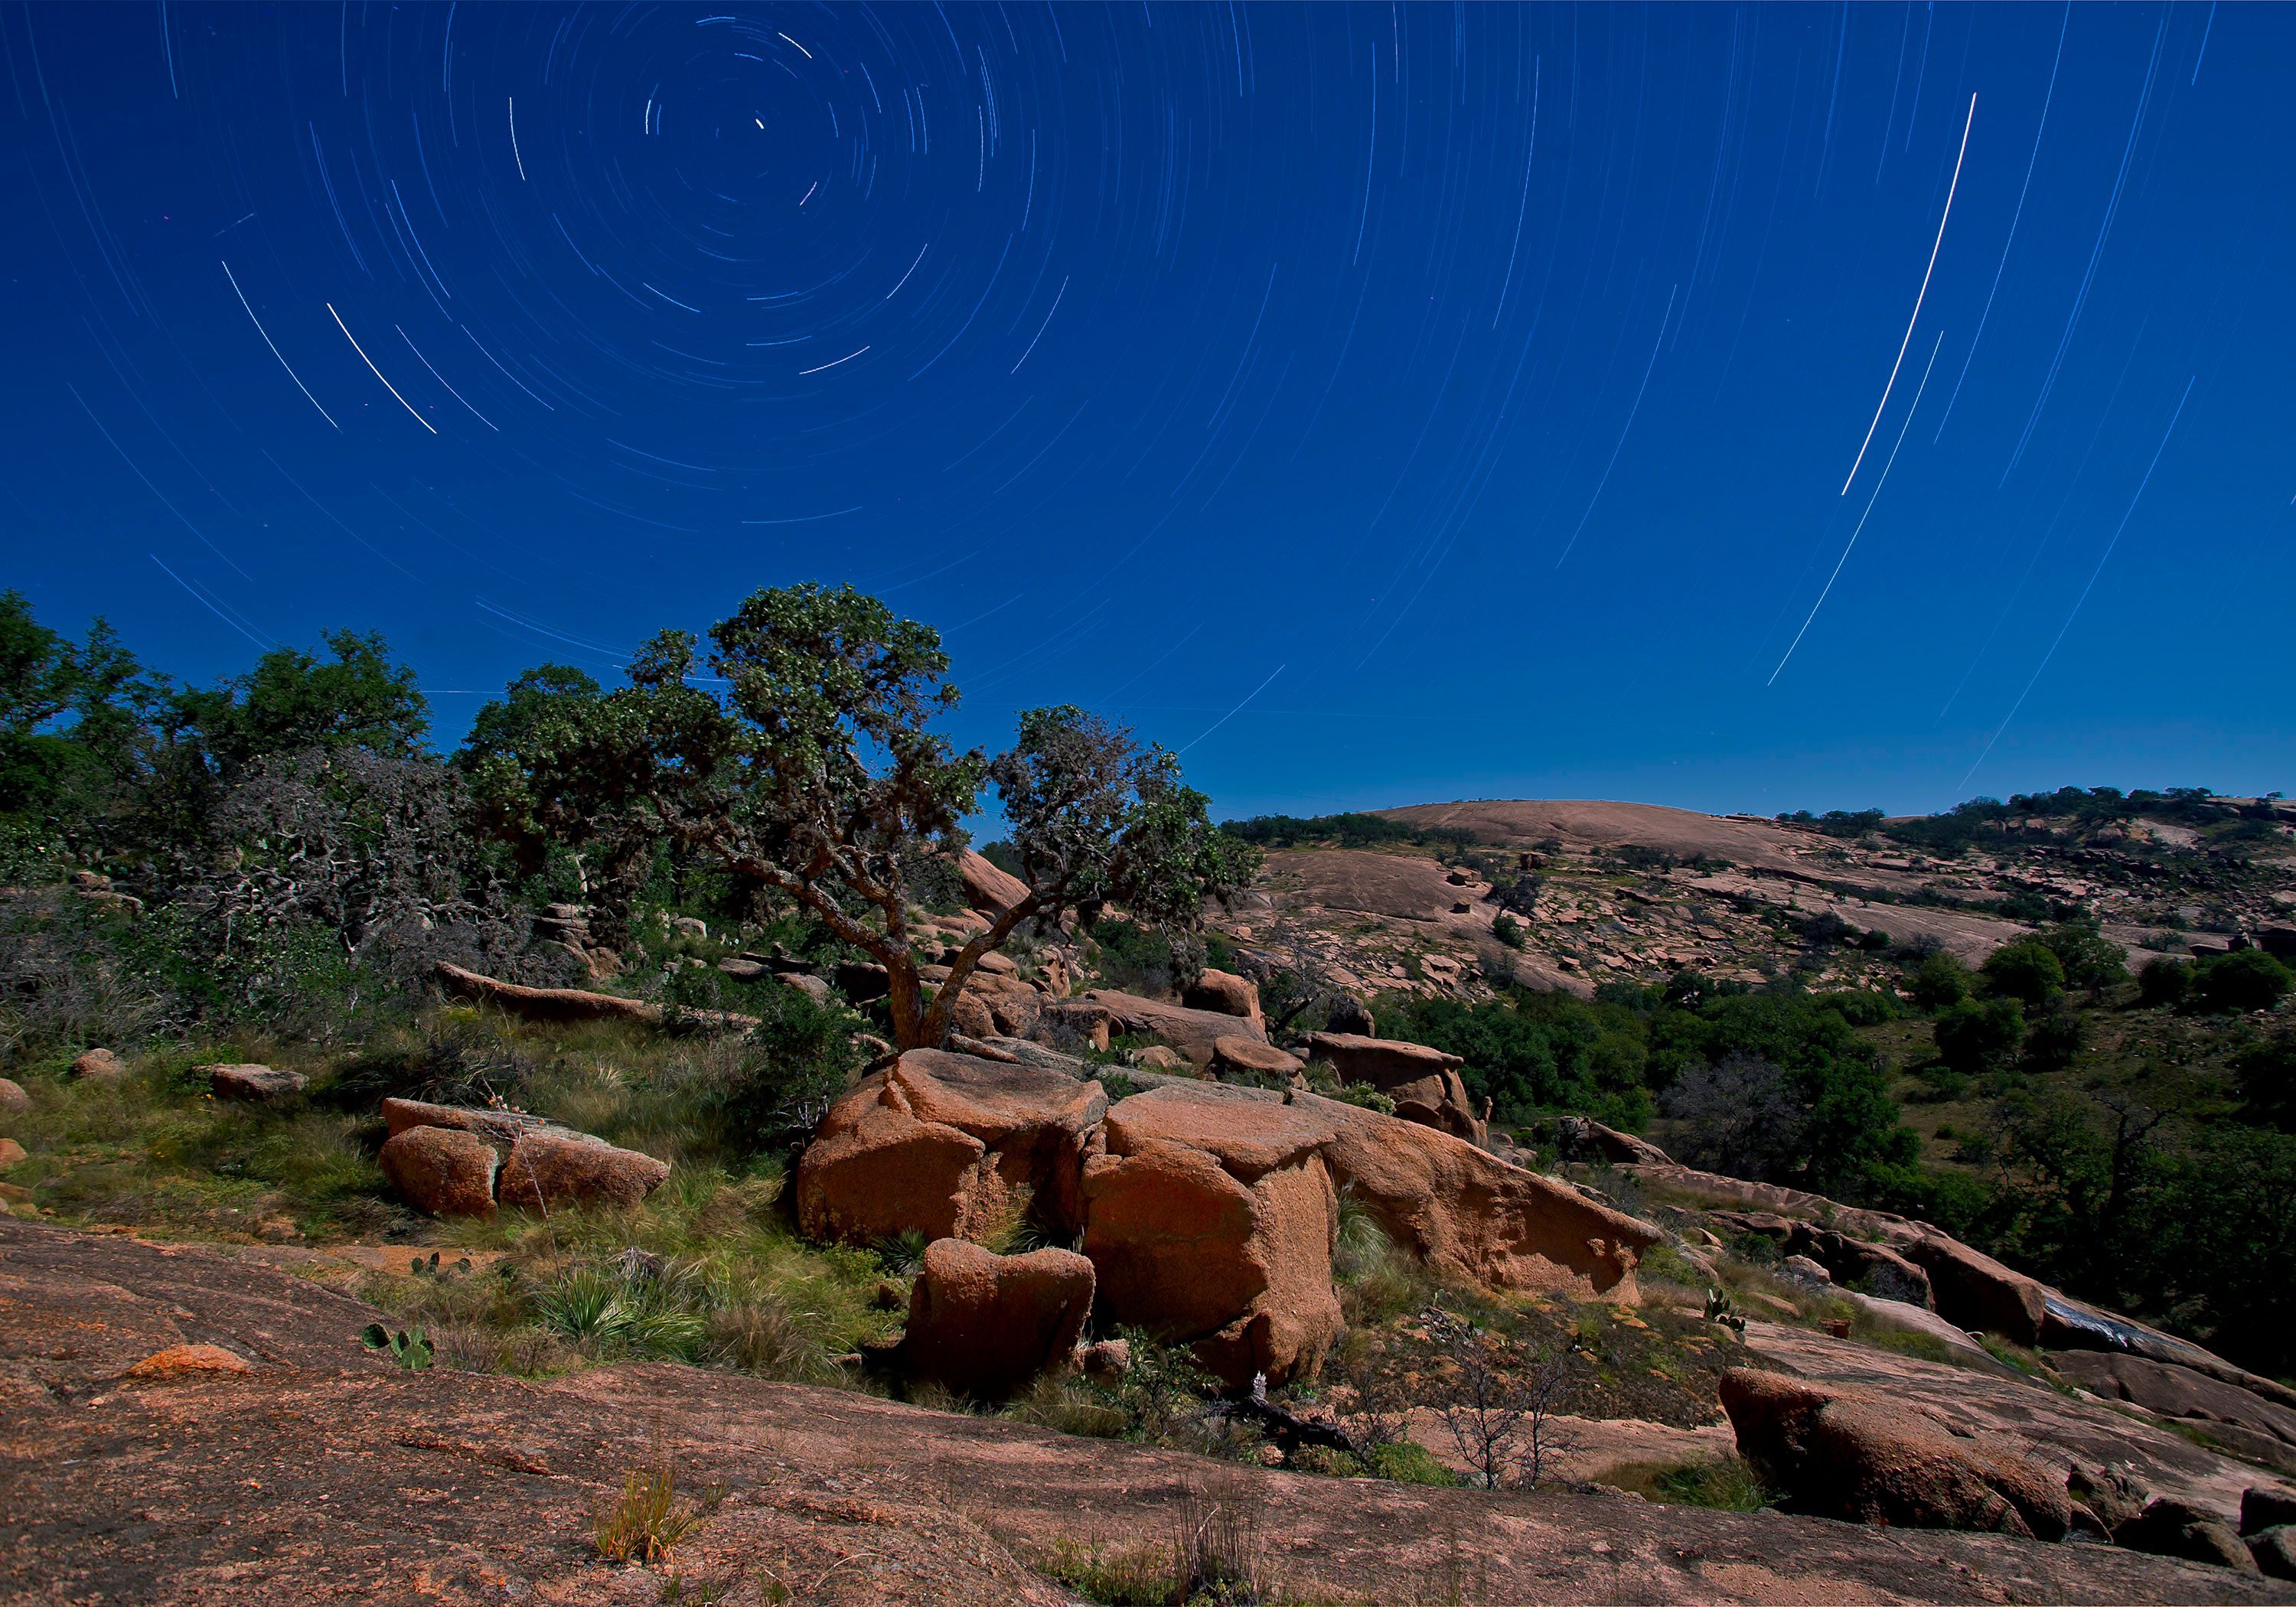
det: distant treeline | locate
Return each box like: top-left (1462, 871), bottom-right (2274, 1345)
top-left (1782, 786), bottom-right (2274, 857)
top-left (1219, 811), bottom-right (1476, 852)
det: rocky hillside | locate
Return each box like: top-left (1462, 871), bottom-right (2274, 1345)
top-left (1213, 793), bottom-right (2296, 1002)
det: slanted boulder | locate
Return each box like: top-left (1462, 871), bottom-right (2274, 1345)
top-left (2249, 1489), bottom-right (2296, 1536)
top-left (1083, 1086), bottom-right (1341, 1389)
top-left (797, 1051), bottom-right (1107, 1247)
top-left (2053, 1351), bottom-right (2296, 1462)
top-left (1084, 989), bottom-right (1269, 1068)
top-left (959, 850), bottom-right (1029, 915)
top-left (1209, 1037), bottom-right (1303, 1082)
top-left (903, 1237), bottom-right (1094, 1400)
top-left (380, 1097), bottom-right (559, 1155)
top-left (206, 1064), bottom-right (308, 1102)
top-left (1554, 1116), bottom-right (1672, 1168)
top-left (2250, 1527), bottom-right (2296, 1580)
top-left (0, 1138), bottom-right (25, 1168)
top-left (1182, 970), bottom-right (1262, 1026)
top-left (1301, 1032), bottom-right (1463, 1090)
top-left (1904, 1234), bottom-right (2048, 1346)
top-left (380, 1126), bottom-right (501, 1219)
top-left (498, 1132), bottom-right (670, 1213)
top-left (1785, 1225), bottom-right (1934, 1309)
top-left (433, 960), bottom-right (756, 1032)
top-left (0, 1078), bottom-right (30, 1113)
top-left (1720, 1367), bottom-right (2073, 1540)
top-left (1297, 1091), bottom-right (1656, 1299)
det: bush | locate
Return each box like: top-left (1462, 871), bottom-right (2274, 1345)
top-left (2020, 1006), bottom-right (2086, 1074)
top-left (1909, 950), bottom-right (1972, 1012)
top-left (2188, 949), bottom-right (2293, 1015)
top-left (2234, 1035), bottom-right (2295, 1131)
top-left (2137, 957), bottom-right (2190, 1009)
top-left (2039, 923), bottom-right (2127, 997)
top-left (1932, 997), bottom-right (2024, 1079)
top-left (1490, 912), bottom-right (1526, 950)
top-left (1981, 940), bottom-right (2064, 1009)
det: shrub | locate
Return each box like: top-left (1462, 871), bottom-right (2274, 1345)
top-left (1932, 997), bottom-right (2024, 1079)
top-left (1909, 950), bottom-right (1972, 1012)
top-left (1981, 940), bottom-right (2064, 1009)
top-left (592, 1462), bottom-right (709, 1563)
top-left (2136, 957), bottom-right (2190, 1009)
top-left (2039, 923), bottom-right (2128, 997)
top-left (2188, 949), bottom-right (2293, 1015)
top-left (1490, 912), bottom-right (1526, 950)
top-left (2020, 1007), bottom-right (2086, 1074)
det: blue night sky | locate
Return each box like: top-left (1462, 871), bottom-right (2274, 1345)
top-left (2, 2), bottom-right (2288, 821)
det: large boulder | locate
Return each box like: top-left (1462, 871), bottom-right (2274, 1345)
top-left (1182, 970), bottom-right (1262, 1026)
top-left (1084, 989), bottom-right (1270, 1068)
top-left (959, 851), bottom-right (1030, 915)
top-left (1083, 1086), bottom-right (1341, 1389)
top-left (1301, 1032), bottom-right (1463, 1090)
top-left (1296, 1091), bottom-right (1655, 1299)
top-left (379, 1126), bottom-right (501, 1219)
top-left (2252, 1527), bottom-right (2296, 1581)
top-left (497, 1132), bottom-right (669, 1213)
top-left (1785, 1225), bottom-right (1934, 1309)
top-left (206, 1064), bottom-right (308, 1102)
top-left (944, 970), bottom-right (1046, 1041)
top-left (1903, 1234), bottom-right (2048, 1345)
top-left (69, 1048), bottom-right (124, 1083)
top-left (0, 1078), bottom-right (30, 1113)
top-left (797, 1051), bottom-right (1106, 1247)
top-left (2116, 1496), bottom-right (2259, 1572)
top-left (2249, 1488), bottom-right (2296, 1535)
top-left (902, 1237), bottom-right (1094, 1400)
top-left (1720, 1367), bottom-right (2073, 1540)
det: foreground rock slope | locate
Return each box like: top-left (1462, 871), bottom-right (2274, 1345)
top-left (5, 1221), bottom-right (2286, 1606)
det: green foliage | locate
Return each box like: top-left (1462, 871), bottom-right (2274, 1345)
top-left (1606, 1454), bottom-right (1772, 1511)
top-left (1776, 808), bottom-right (1884, 839)
top-left (2019, 1006), bottom-right (2086, 1074)
top-left (1217, 811), bottom-right (1419, 849)
top-left (2187, 949), bottom-right (2292, 1015)
top-left (2234, 1035), bottom-right (2296, 1131)
top-left (1365, 1440), bottom-right (1460, 1486)
top-left (592, 1463), bottom-right (710, 1564)
top-left (1932, 997), bottom-right (2025, 1079)
top-left (2037, 923), bottom-right (2128, 997)
top-left (1489, 912), bottom-right (1525, 950)
top-left (1090, 917), bottom-right (1183, 998)
top-left (171, 631), bottom-right (428, 785)
top-left (1379, 989), bottom-right (1652, 1129)
top-left (361, 1322), bottom-right (435, 1370)
top-left (1981, 940), bottom-right (2065, 1009)
top-left (1910, 950), bottom-right (1973, 1011)
top-left (2137, 957), bottom-right (2190, 1009)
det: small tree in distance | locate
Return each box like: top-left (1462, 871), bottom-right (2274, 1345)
top-left (463, 585), bottom-right (1256, 1051)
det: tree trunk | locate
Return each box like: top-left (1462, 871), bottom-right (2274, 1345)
top-left (885, 953), bottom-right (934, 1051)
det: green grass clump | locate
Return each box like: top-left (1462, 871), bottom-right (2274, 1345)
top-left (1602, 1454), bottom-right (1773, 1511)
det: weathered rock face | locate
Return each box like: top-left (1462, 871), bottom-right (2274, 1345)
top-left (2251, 1526), bottom-right (2296, 1580)
top-left (902, 1237), bottom-right (1095, 1400)
top-left (1296, 1091), bottom-right (1656, 1299)
top-left (796, 1051), bottom-right (1107, 1248)
top-left (1182, 970), bottom-right (1262, 1026)
top-left (1903, 1234), bottom-right (2048, 1346)
top-left (2249, 1489), bottom-right (2296, 1535)
top-left (1386, 1068), bottom-right (1486, 1146)
top-left (497, 1132), bottom-right (670, 1213)
top-left (960, 851), bottom-right (1030, 914)
top-left (1301, 1032), bottom-right (1463, 1090)
top-left (206, 1064), bottom-right (309, 1102)
top-left (379, 1126), bottom-right (501, 1219)
top-left (1084, 989), bottom-right (1270, 1068)
top-left (2053, 1351), bottom-right (2296, 1466)
top-left (1083, 1087), bottom-right (1341, 1389)
top-left (69, 1048), bottom-right (124, 1082)
top-left (1720, 1367), bottom-right (2073, 1540)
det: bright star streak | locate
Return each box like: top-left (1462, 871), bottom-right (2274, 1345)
top-left (220, 260), bottom-right (338, 429)
top-left (1840, 94), bottom-right (1974, 494)
top-left (327, 303), bottom-right (439, 433)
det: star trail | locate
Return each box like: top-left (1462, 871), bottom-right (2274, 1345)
top-left (2, 3), bottom-right (2288, 815)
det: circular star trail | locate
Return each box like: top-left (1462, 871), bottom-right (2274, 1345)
top-left (3, 3), bottom-right (2289, 811)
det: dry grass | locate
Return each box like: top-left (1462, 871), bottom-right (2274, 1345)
top-left (591, 1460), bottom-right (715, 1563)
